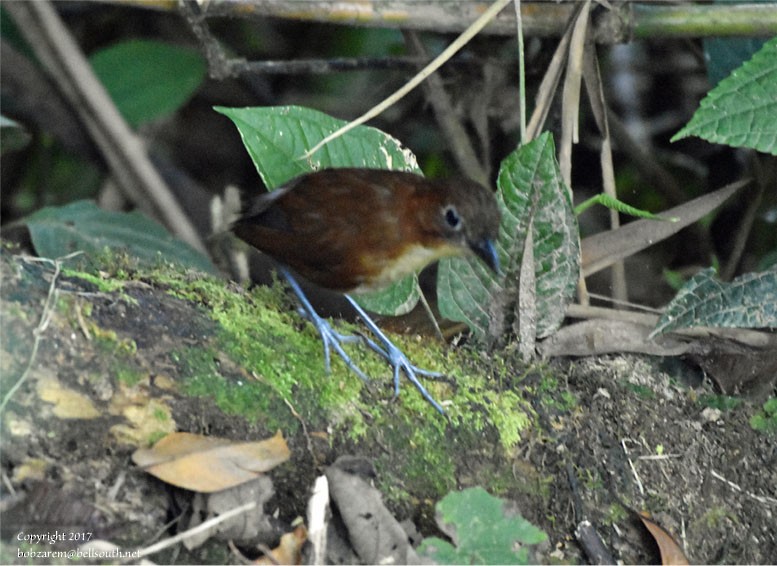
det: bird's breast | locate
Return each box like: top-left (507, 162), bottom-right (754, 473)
top-left (351, 241), bottom-right (462, 294)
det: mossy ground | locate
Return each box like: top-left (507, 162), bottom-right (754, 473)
top-left (4, 248), bottom-right (775, 563)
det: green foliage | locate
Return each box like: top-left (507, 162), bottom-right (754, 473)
top-left (698, 394), bottom-right (743, 411)
top-left (575, 192), bottom-right (676, 221)
top-left (215, 105), bottom-right (422, 316)
top-left (439, 133), bottom-right (579, 341)
top-left (651, 267), bottom-right (777, 336)
top-left (673, 36), bottom-right (777, 155)
top-left (90, 39), bottom-right (206, 127)
top-left (418, 487), bottom-right (547, 565)
top-left (749, 397), bottom-right (777, 434)
top-left (19, 200), bottom-right (216, 273)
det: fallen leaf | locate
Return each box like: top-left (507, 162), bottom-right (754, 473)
top-left (581, 180), bottom-right (744, 277)
top-left (638, 512), bottom-right (690, 566)
top-left (132, 431), bottom-right (290, 493)
top-left (254, 525), bottom-right (307, 565)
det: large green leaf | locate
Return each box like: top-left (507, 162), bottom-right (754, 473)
top-left (215, 105), bottom-right (422, 315)
top-left (673, 36), bottom-right (777, 155)
top-left (651, 266), bottom-right (777, 336)
top-left (22, 200), bottom-right (216, 273)
top-left (418, 487), bottom-right (547, 565)
top-left (438, 133), bottom-right (579, 342)
top-left (90, 39), bottom-right (206, 127)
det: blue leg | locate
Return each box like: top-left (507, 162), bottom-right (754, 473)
top-left (279, 267), bottom-right (447, 415)
top-left (279, 267), bottom-right (369, 381)
top-left (345, 295), bottom-right (446, 415)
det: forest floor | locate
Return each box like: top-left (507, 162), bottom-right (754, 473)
top-left (1, 248), bottom-right (775, 564)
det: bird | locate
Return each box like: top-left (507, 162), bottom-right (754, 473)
top-left (233, 167), bottom-right (501, 414)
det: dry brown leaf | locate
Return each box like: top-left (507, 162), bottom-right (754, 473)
top-left (254, 525), bottom-right (307, 565)
top-left (581, 180), bottom-right (746, 277)
top-left (132, 430), bottom-right (290, 493)
top-left (539, 319), bottom-right (690, 357)
top-left (638, 513), bottom-right (690, 566)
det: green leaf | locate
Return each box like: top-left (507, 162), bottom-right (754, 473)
top-left (672, 36), bottom-right (777, 155)
top-left (418, 487), bottom-right (547, 565)
top-left (352, 275), bottom-right (421, 315)
top-left (651, 267), bottom-right (777, 336)
top-left (749, 397), bottom-right (777, 435)
top-left (90, 39), bottom-right (206, 127)
top-left (438, 133), bottom-right (579, 341)
top-left (22, 200), bottom-right (216, 273)
top-left (215, 105), bottom-right (422, 316)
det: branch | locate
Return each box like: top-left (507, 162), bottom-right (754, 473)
top-left (107, 0), bottom-right (777, 41)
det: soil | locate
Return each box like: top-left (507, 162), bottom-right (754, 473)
top-left (1, 249), bottom-right (775, 564)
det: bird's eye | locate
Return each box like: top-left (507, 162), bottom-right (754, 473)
top-left (444, 205), bottom-right (462, 230)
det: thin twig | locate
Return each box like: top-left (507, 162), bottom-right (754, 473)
top-left (0, 252), bottom-right (83, 414)
top-left (133, 501), bottom-right (257, 560)
top-left (721, 156), bottom-right (771, 281)
top-left (301, 0), bottom-right (513, 161)
top-left (402, 30), bottom-right (488, 186)
top-left (513, 0), bottom-right (527, 143)
top-left (710, 469), bottom-right (777, 507)
top-left (5, 1), bottom-right (207, 254)
top-left (621, 438), bottom-right (645, 496)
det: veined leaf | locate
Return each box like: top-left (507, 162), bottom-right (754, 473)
top-left (673, 36), bottom-right (777, 155)
top-left (22, 200), bottom-right (216, 273)
top-left (651, 266), bottom-right (777, 336)
top-left (439, 133), bottom-right (579, 342)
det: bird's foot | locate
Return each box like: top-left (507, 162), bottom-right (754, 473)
top-left (281, 267), bottom-right (448, 414)
top-left (346, 296), bottom-right (447, 415)
top-left (306, 310), bottom-right (370, 382)
top-left (282, 268), bottom-right (369, 381)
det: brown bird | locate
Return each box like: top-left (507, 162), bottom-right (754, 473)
top-left (233, 167), bottom-right (501, 413)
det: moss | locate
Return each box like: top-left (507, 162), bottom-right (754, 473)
top-left (89, 322), bottom-right (137, 357)
top-left (117, 367), bottom-right (145, 387)
top-left (605, 503), bottom-right (628, 524)
top-left (624, 382), bottom-right (656, 399)
top-left (131, 265), bottom-right (553, 505)
top-left (750, 397), bottom-right (777, 434)
top-left (62, 268), bottom-right (129, 293)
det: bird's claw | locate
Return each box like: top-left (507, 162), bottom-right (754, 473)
top-left (282, 267), bottom-right (448, 415)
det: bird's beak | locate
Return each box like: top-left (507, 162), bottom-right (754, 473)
top-left (470, 238), bottom-right (501, 275)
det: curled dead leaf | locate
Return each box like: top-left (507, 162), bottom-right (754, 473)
top-left (638, 512), bottom-right (689, 566)
top-left (132, 430), bottom-right (290, 493)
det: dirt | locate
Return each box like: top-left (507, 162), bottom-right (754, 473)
top-left (1, 249), bottom-right (775, 564)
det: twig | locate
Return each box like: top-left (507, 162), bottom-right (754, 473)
top-left (721, 156), bottom-right (771, 281)
top-left (301, 0), bottom-right (513, 161)
top-left (710, 469), bottom-right (777, 507)
top-left (0, 252), bottom-right (82, 414)
top-left (402, 30), bottom-right (488, 186)
top-left (132, 501), bottom-right (257, 560)
top-left (130, 0), bottom-right (777, 40)
top-left (282, 396), bottom-right (318, 467)
top-left (513, 0), bottom-right (527, 142)
top-left (559, 0), bottom-right (591, 188)
top-left (621, 438), bottom-right (645, 496)
top-left (5, 1), bottom-right (207, 254)
top-left (526, 3), bottom-right (580, 140)
top-left (565, 302), bottom-right (777, 349)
